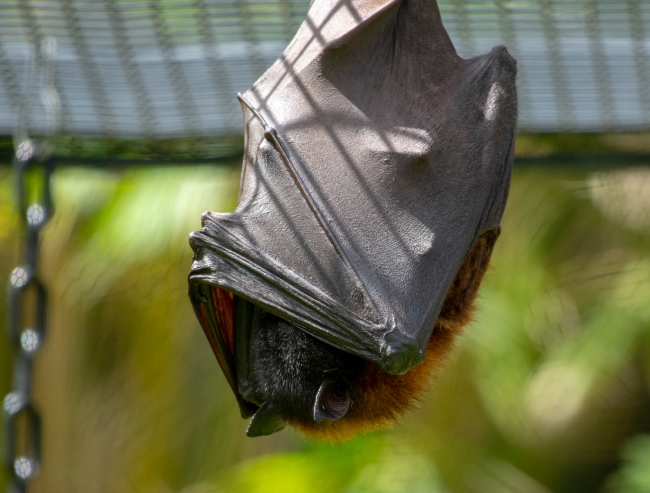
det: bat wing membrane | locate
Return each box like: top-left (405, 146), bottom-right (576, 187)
top-left (189, 0), bottom-right (517, 376)
top-left (190, 284), bottom-right (258, 417)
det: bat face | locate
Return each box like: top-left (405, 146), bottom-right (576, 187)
top-left (188, 0), bottom-right (516, 440)
top-left (241, 230), bottom-right (497, 441)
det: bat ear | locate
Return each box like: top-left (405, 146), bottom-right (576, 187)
top-left (246, 401), bottom-right (286, 437)
top-left (313, 380), bottom-right (350, 422)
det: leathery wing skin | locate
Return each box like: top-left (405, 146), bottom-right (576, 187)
top-left (188, 0), bottom-right (517, 379)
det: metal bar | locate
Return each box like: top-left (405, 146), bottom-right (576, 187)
top-left (193, 0), bottom-right (236, 127)
top-left (628, 0), bottom-right (650, 127)
top-left (60, 0), bottom-right (115, 137)
top-left (148, 0), bottom-right (200, 137)
top-left (585, 0), bottom-right (616, 130)
top-left (540, 0), bottom-right (576, 131)
top-left (104, 0), bottom-right (158, 138)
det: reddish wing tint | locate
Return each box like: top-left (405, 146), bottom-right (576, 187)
top-left (211, 285), bottom-right (235, 367)
top-left (195, 284), bottom-right (237, 392)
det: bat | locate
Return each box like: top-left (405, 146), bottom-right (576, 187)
top-left (188, 0), bottom-right (517, 441)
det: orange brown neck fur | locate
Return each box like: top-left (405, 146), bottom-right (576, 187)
top-left (291, 230), bottom-right (499, 441)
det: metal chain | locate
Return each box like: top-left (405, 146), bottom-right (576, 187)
top-left (3, 35), bottom-right (59, 493)
top-left (3, 150), bottom-right (52, 492)
top-left (3, 148), bottom-right (53, 493)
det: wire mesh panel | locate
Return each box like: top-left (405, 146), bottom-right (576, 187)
top-left (0, 0), bottom-right (649, 138)
top-left (0, 0), bottom-right (309, 138)
top-left (438, 0), bottom-right (650, 132)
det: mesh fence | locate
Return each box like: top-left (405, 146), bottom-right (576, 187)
top-left (1, 4), bottom-right (650, 492)
top-left (0, 0), bottom-right (649, 139)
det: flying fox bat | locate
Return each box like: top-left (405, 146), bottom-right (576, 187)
top-left (188, 0), bottom-right (517, 441)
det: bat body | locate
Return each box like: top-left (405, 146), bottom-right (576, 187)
top-left (243, 230), bottom-right (496, 440)
top-left (189, 0), bottom-right (517, 440)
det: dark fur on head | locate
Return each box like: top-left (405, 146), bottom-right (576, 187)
top-left (250, 314), bottom-right (363, 423)
top-left (249, 230), bottom-right (498, 441)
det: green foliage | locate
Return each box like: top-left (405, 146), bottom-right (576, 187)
top-left (0, 168), bottom-right (19, 493)
top-left (214, 436), bottom-right (449, 493)
top-left (1, 162), bottom-right (649, 493)
top-left (605, 435), bottom-right (650, 493)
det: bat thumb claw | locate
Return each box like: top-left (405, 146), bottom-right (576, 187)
top-left (246, 401), bottom-right (286, 437)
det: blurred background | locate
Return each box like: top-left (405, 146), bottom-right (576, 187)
top-left (1, 1), bottom-right (650, 492)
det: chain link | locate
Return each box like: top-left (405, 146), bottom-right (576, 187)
top-left (3, 147), bottom-right (53, 493)
top-left (3, 35), bottom-right (59, 493)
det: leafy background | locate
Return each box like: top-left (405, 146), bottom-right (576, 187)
top-left (1, 134), bottom-right (650, 493)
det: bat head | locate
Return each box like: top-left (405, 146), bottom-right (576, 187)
top-left (241, 229), bottom-right (497, 441)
